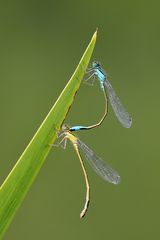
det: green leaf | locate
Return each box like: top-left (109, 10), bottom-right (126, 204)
top-left (0, 30), bottom-right (97, 238)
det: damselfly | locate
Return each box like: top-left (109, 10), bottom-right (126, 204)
top-left (70, 61), bottom-right (132, 132)
top-left (55, 125), bottom-right (120, 218)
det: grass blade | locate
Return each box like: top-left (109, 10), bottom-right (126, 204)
top-left (0, 30), bottom-right (97, 238)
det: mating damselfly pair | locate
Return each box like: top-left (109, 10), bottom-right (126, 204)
top-left (53, 61), bottom-right (132, 218)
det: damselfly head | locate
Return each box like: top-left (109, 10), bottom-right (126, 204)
top-left (61, 123), bottom-right (70, 131)
top-left (92, 60), bottom-right (101, 69)
top-left (57, 124), bottom-right (69, 138)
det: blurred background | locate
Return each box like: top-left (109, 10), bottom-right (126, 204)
top-left (0, 0), bottom-right (159, 239)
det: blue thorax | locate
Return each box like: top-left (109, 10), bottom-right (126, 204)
top-left (92, 61), bottom-right (106, 90)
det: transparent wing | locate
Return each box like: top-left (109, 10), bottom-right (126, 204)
top-left (103, 79), bottom-right (132, 128)
top-left (77, 139), bottom-right (120, 184)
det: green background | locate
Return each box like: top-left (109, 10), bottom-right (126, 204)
top-left (0, 0), bottom-right (159, 239)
